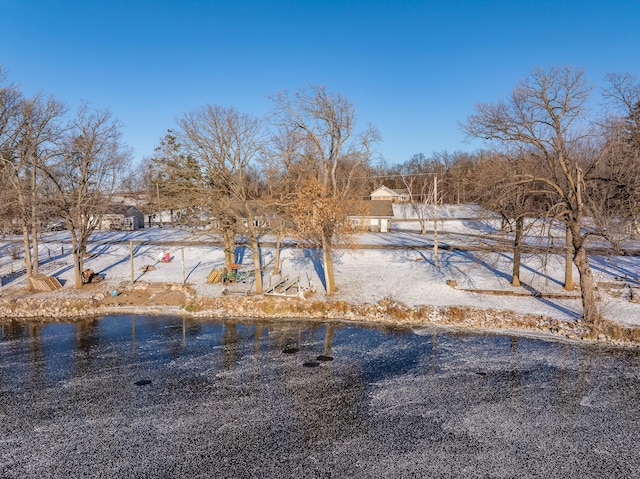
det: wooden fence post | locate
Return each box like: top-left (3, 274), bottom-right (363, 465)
top-left (130, 240), bottom-right (134, 285)
top-left (181, 248), bottom-right (185, 284)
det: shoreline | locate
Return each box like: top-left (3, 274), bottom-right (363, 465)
top-left (1, 282), bottom-right (639, 348)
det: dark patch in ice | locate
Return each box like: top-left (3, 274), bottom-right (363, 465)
top-left (302, 361), bottom-right (320, 368)
top-left (316, 355), bottom-right (334, 362)
top-left (134, 379), bottom-right (152, 386)
top-left (282, 347), bottom-right (300, 354)
top-left (475, 371), bottom-right (487, 376)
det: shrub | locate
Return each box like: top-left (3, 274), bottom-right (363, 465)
top-left (9, 244), bottom-right (21, 260)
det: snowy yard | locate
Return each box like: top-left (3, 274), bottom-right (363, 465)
top-left (1, 204), bottom-right (639, 326)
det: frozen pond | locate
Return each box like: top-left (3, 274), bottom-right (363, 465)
top-left (1, 315), bottom-right (640, 478)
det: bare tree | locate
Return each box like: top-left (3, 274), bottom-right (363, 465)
top-left (463, 66), bottom-right (606, 330)
top-left (599, 73), bottom-right (640, 236)
top-left (46, 104), bottom-right (132, 288)
top-left (0, 76), bottom-right (24, 235)
top-left (441, 151), bottom-right (478, 204)
top-left (271, 86), bottom-right (380, 294)
top-left (470, 152), bottom-right (553, 287)
top-left (400, 163), bottom-right (439, 235)
top-left (391, 151), bottom-right (479, 206)
top-left (178, 105), bottom-right (268, 293)
top-left (0, 75), bottom-right (65, 286)
top-left (263, 127), bottom-right (306, 276)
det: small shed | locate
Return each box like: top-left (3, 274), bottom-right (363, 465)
top-left (100, 205), bottom-right (145, 231)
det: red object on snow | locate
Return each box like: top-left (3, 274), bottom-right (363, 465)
top-left (162, 252), bottom-right (171, 263)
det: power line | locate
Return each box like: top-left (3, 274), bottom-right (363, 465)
top-left (353, 172), bottom-right (443, 180)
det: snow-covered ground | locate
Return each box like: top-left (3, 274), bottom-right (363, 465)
top-left (1, 204), bottom-right (639, 326)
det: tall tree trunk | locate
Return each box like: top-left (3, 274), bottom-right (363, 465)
top-left (273, 232), bottom-right (282, 275)
top-left (21, 225), bottom-right (34, 289)
top-left (80, 235), bottom-right (89, 257)
top-left (30, 228), bottom-right (39, 277)
top-left (223, 228), bottom-right (235, 266)
top-left (573, 246), bottom-right (599, 331)
top-left (70, 232), bottom-right (84, 289)
top-left (564, 225), bottom-right (574, 290)
top-left (16, 186), bottom-right (36, 288)
top-left (512, 216), bottom-right (523, 287)
top-left (29, 197), bottom-right (40, 277)
top-left (321, 232), bottom-right (336, 294)
top-left (571, 228), bottom-right (599, 332)
top-left (249, 234), bottom-right (263, 294)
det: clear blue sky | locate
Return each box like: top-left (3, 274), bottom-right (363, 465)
top-left (2, 0), bottom-right (638, 166)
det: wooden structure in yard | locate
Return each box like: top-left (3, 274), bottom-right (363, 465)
top-left (29, 275), bottom-right (63, 292)
top-left (207, 269), bottom-right (225, 283)
top-left (265, 274), bottom-right (315, 298)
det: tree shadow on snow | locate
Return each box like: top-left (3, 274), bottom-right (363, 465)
top-left (91, 242), bottom-right (151, 278)
top-left (455, 250), bottom-right (580, 319)
top-left (454, 249), bottom-right (514, 285)
top-left (234, 245), bottom-right (246, 265)
top-left (303, 248), bottom-right (326, 292)
top-left (496, 252), bottom-right (565, 288)
top-left (589, 256), bottom-right (640, 285)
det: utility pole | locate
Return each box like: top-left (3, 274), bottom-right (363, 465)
top-left (433, 175), bottom-right (439, 268)
top-left (181, 248), bottom-right (185, 284)
top-left (129, 240), bottom-right (134, 285)
top-left (156, 182), bottom-right (163, 227)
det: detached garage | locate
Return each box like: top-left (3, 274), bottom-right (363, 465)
top-left (350, 200), bottom-right (394, 233)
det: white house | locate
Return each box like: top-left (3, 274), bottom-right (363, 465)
top-left (370, 186), bottom-right (410, 202)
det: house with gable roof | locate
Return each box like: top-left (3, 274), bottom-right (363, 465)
top-left (100, 204), bottom-right (145, 231)
top-left (349, 200), bottom-right (394, 233)
top-left (370, 186), bottom-right (410, 202)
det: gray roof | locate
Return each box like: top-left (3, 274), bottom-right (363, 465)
top-left (349, 200), bottom-right (394, 218)
top-left (366, 200), bottom-right (394, 217)
top-left (104, 204), bottom-right (143, 216)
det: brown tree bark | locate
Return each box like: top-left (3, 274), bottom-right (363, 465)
top-left (249, 234), bottom-right (263, 294)
top-left (512, 216), bottom-right (523, 287)
top-left (273, 231), bottom-right (282, 276)
top-left (322, 232), bottom-right (336, 294)
top-left (564, 226), bottom-right (574, 291)
top-left (463, 66), bottom-right (605, 331)
top-left (570, 225), bottom-right (599, 332)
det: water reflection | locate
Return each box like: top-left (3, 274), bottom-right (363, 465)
top-left (1, 316), bottom-right (640, 477)
top-left (2, 317), bottom-right (638, 388)
top-left (2, 317), bottom-right (639, 402)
